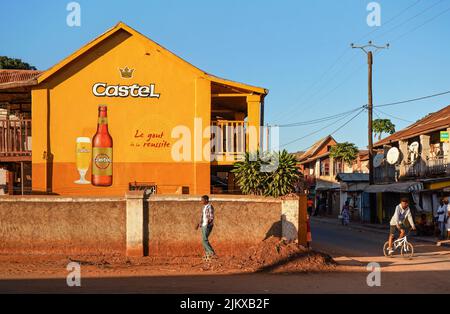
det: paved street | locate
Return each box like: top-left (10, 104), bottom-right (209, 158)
top-left (1, 218), bottom-right (449, 294)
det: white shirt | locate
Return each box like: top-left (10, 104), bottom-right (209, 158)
top-left (202, 204), bottom-right (213, 227)
top-left (437, 204), bottom-right (447, 223)
top-left (390, 204), bottom-right (415, 228)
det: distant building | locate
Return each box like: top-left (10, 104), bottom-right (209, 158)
top-left (367, 105), bottom-right (450, 223)
top-left (295, 135), bottom-right (369, 218)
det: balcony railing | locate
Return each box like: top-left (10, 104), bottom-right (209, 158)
top-left (211, 120), bottom-right (246, 162)
top-left (0, 119), bottom-right (32, 159)
top-left (405, 157), bottom-right (448, 177)
top-left (374, 157), bottom-right (449, 183)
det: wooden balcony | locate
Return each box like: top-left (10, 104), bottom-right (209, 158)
top-left (211, 120), bottom-right (246, 165)
top-left (0, 119), bottom-right (31, 161)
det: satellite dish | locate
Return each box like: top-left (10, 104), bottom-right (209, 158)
top-left (373, 154), bottom-right (384, 168)
top-left (387, 147), bottom-right (400, 165)
top-left (409, 141), bottom-right (419, 163)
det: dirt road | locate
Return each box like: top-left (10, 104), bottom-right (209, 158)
top-left (0, 218), bottom-right (449, 293)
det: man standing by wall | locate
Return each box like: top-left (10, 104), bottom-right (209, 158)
top-left (437, 198), bottom-right (449, 240)
top-left (196, 195), bottom-right (216, 260)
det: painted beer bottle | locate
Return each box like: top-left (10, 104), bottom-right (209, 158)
top-left (92, 105), bottom-right (113, 186)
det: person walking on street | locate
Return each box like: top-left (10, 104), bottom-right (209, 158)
top-left (387, 197), bottom-right (416, 256)
top-left (436, 197), bottom-right (449, 240)
top-left (341, 201), bottom-right (350, 226)
top-left (195, 195), bottom-right (216, 260)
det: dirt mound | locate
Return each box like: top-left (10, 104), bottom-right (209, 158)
top-left (201, 236), bottom-right (336, 273)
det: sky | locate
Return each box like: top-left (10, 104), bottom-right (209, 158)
top-left (1, 0), bottom-right (450, 153)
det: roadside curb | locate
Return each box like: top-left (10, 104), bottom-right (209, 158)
top-left (311, 217), bottom-right (448, 247)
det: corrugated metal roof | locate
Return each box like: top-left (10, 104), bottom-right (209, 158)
top-left (374, 105), bottom-right (450, 147)
top-left (336, 173), bottom-right (369, 182)
top-left (0, 70), bottom-right (42, 84)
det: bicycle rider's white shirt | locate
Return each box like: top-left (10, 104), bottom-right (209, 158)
top-left (390, 205), bottom-right (415, 229)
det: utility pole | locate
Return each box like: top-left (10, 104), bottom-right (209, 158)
top-left (351, 41), bottom-right (389, 185)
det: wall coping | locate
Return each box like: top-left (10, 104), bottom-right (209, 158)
top-left (0, 194), bottom-right (297, 203)
top-left (146, 194), bottom-right (283, 203)
top-left (0, 196), bottom-right (124, 202)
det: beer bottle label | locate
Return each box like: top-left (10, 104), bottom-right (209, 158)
top-left (98, 117), bottom-right (108, 125)
top-left (92, 147), bottom-right (113, 176)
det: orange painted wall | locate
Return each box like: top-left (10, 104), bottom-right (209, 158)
top-left (32, 29), bottom-right (211, 196)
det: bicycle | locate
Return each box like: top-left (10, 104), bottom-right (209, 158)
top-left (383, 229), bottom-right (414, 258)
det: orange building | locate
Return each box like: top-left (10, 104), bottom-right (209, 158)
top-left (0, 22), bottom-right (268, 196)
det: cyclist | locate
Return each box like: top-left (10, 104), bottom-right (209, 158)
top-left (387, 197), bottom-right (416, 256)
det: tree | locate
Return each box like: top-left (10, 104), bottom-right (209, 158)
top-left (232, 150), bottom-right (300, 198)
top-left (0, 56), bottom-right (37, 70)
top-left (329, 142), bottom-right (359, 166)
top-left (373, 118), bottom-right (395, 140)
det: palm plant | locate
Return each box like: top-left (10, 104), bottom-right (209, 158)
top-left (329, 142), bottom-right (359, 166)
top-left (232, 150), bottom-right (299, 197)
top-left (373, 119), bottom-right (395, 140)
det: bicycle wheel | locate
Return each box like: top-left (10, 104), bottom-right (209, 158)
top-left (401, 242), bottom-right (414, 258)
top-left (382, 241), bottom-right (392, 257)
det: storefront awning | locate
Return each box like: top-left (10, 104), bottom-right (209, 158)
top-left (364, 181), bottom-right (423, 193)
top-left (315, 180), bottom-right (340, 191)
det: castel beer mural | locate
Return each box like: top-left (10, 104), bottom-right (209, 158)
top-left (25, 22), bottom-right (268, 196)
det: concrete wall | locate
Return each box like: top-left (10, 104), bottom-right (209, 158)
top-left (0, 194), bottom-right (306, 256)
top-left (0, 197), bottom-right (126, 254)
top-left (146, 196), bottom-right (283, 256)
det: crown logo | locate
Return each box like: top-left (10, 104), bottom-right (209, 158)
top-left (119, 67), bottom-right (134, 79)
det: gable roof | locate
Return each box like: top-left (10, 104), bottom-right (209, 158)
top-left (374, 105), bottom-right (450, 147)
top-left (37, 22), bottom-right (268, 95)
top-left (297, 135), bottom-right (336, 163)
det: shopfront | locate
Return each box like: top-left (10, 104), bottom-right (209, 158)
top-left (0, 22), bottom-right (268, 196)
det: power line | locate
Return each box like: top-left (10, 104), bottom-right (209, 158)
top-left (375, 89), bottom-right (450, 107)
top-left (329, 108), bottom-right (366, 137)
top-left (391, 4), bottom-right (450, 43)
top-left (268, 49), bottom-right (348, 120)
top-left (277, 107), bottom-right (363, 127)
top-left (374, 0), bottom-right (445, 40)
top-left (273, 58), bottom-right (365, 125)
top-left (270, 50), bottom-right (357, 123)
top-left (279, 108), bottom-right (365, 148)
top-left (374, 108), bottom-right (414, 123)
top-left (356, 0), bottom-right (423, 42)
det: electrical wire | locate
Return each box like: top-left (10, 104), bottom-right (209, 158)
top-left (391, 5), bottom-right (450, 43)
top-left (375, 89), bottom-right (450, 107)
top-left (355, 0), bottom-right (423, 42)
top-left (277, 107), bottom-right (363, 127)
top-left (279, 108), bottom-right (365, 148)
top-left (374, 0), bottom-right (445, 40)
top-left (374, 108), bottom-right (414, 123)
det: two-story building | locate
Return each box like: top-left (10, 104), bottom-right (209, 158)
top-left (367, 105), bottom-right (450, 224)
top-left (0, 22), bottom-right (268, 196)
top-left (296, 135), bottom-right (369, 217)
